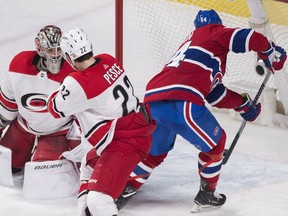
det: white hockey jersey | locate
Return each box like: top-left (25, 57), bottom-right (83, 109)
top-left (48, 54), bottom-right (139, 155)
top-left (0, 51), bottom-right (75, 135)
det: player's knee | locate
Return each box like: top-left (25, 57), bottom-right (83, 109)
top-left (209, 130), bottom-right (226, 156)
top-left (199, 130), bottom-right (226, 162)
top-left (87, 191), bottom-right (118, 216)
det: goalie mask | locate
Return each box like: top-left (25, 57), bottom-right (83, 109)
top-left (60, 28), bottom-right (93, 67)
top-left (35, 25), bottom-right (63, 74)
top-left (194, 9), bottom-right (222, 29)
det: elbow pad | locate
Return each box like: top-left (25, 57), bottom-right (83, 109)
top-left (206, 83), bottom-right (226, 107)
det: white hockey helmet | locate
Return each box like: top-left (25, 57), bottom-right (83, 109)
top-left (34, 25), bottom-right (63, 74)
top-left (60, 28), bottom-right (93, 63)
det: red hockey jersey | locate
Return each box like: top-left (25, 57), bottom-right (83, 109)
top-left (144, 24), bottom-right (270, 109)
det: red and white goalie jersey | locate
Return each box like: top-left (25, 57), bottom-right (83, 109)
top-left (48, 54), bottom-right (139, 155)
top-left (144, 24), bottom-right (270, 109)
top-left (0, 51), bottom-right (75, 135)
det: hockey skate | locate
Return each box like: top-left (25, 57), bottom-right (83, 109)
top-left (115, 185), bottom-right (137, 210)
top-left (191, 180), bottom-right (226, 213)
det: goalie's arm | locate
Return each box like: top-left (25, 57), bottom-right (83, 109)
top-left (0, 75), bottom-right (19, 122)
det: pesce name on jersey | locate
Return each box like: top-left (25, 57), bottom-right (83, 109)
top-left (103, 63), bottom-right (124, 85)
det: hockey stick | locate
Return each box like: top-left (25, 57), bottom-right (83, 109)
top-left (222, 70), bottom-right (272, 165)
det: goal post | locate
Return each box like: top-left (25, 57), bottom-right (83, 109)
top-left (115, 0), bottom-right (123, 65)
top-left (115, 0), bottom-right (288, 126)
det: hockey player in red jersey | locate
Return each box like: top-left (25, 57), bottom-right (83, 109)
top-left (118, 9), bottom-right (287, 212)
top-left (0, 25), bottom-right (82, 198)
top-left (47, 28), bottom-right (156, 216)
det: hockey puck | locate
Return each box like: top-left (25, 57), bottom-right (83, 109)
top-left (255, 60), bottom-right (266, 76)
top-left (256, 64), bottom-right (265, 75)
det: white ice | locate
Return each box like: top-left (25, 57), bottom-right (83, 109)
top-left (1, 0), bottom-right (288, 216)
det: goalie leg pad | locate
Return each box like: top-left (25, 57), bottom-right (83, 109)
top-left (23, 159), bottom-right (80, 199)
top-left (0, 145), bottom-right (14, 186)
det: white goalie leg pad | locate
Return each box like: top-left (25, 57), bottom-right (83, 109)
top-left (0, 145), bottom-right (14, 187)
top-left (23, 159), bottom-right (80, 199)
top-left (87, 191), bottom-right (118, 216)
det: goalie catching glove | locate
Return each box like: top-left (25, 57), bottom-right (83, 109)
top-left (257, 41), bottom-right (287, 72)
top-left (234, 93), bottom-right (261, 122)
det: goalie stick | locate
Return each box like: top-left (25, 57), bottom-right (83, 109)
top-left (222, 69), bottom-right (272, 165)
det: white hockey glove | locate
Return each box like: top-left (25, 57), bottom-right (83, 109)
top-left (61, 140), bottom-right (92, 162)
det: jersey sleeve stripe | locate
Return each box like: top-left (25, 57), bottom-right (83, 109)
top-left (230, 28), bottom-right (253, 53)
top-left (0, 89), bottom-right (18, 111)
top-left (145, 84), bottom-right (205, 100)
top-left (184, 46), bottom-right (221, 78)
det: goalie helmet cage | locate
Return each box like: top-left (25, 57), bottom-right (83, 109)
top-left (115, 0), bottom-right (288, 125)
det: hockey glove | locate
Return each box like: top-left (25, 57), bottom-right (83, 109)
top-left (234, 93), bottom-right (261, 122)
top-left (258, 41), bottom-right (287, 72)
top-left (61, 140), bottom-right (92, 162)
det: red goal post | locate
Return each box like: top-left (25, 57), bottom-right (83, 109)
top-left (115, 0), bottom-right (288, 126)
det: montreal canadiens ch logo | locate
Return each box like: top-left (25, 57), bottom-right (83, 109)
top-left (21, 93), bottom-right (48, 113)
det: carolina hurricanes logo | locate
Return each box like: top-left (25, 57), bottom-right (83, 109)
top-left (21, 93), bottom-right (48, 113)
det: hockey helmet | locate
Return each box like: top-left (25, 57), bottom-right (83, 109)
top-left (194, 9), bottom-right (222, 29)
top-left (60, 28), bottom-right (93, 66)
top-left (35, 25), bottom-right (63, 74)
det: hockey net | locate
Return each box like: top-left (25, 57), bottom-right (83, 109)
top-left (116, 0), bottom-right (288, 126)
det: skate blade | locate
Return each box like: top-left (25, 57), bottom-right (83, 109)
top-left (122, 190), bottom-right (136, 198)
top-left (191, 203), bottom-right (221, 213)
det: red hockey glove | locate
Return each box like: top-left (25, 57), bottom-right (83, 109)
top-left (234, 93), bottom-right (261, 122)
top-left (258, 41), bottom-right (287, 72)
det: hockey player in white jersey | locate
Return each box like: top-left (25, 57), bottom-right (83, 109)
top-left (0, 25), bottom-right (82, 199)
top-left (47, 28), bottom-right (156, 216)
